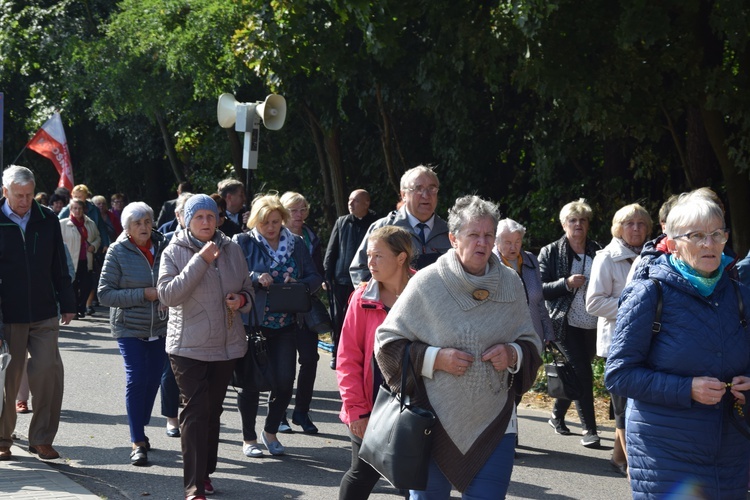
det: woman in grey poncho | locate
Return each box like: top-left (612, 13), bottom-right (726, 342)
top-left (375, 195), bottom-right (543, 498)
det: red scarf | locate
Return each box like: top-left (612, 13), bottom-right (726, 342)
top-left (129, 236), bottom-right (154, 267)
top-left (70, 215), bottom-right (88, 261)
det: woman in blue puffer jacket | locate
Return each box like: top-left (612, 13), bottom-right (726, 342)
top-left (605, 190), bottom-right (750, 499)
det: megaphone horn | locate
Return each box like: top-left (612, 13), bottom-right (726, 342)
top-left (255, 94), bottom-right (287, 131)
top-left (217, 93), bottom-right (238, 128)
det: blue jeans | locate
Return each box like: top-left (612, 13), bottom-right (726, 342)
top-left (238, 324), bottom-right (297, 439)
top-left (117, 336), bottom-right (167, 443)
top-left (411, 433), bottom-right (516, 500)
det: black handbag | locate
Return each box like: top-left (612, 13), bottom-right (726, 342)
top-left (304, 294), bottom-right (332, 334)
top-left (266, 282), bottom-right (312, 313)
top-left (545, 343), bottom-right (583, 401)
top-left (232, 296), bottom-right (276, 393)
top-left (358, 344), bottom-right (437, 490)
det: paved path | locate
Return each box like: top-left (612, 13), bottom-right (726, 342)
top-left (1, 308), bottom-right (639, 499)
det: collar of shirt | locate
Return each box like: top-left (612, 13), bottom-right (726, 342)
top-left (404, 210), bottom-right (435, 235)
top-left (2, 201), bottom-right (32, 231)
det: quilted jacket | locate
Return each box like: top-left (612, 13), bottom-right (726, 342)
top-left (157, 229), bottom-right (253, 362)
top-left (605, 253), bottom-right (750, 498)
top-left (97, 230), bottom-right (168, 339)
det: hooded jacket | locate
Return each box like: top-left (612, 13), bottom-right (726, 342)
top-left (157, 229), bottom-right (253, 362)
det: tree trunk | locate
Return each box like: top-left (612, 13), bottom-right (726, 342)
top-left (701, 107), bottom-right (750, 257)
top-left (226, 128), bottom-right (244, 180)
top-left (303, 105), bottom-right (336, 224)
top-left (323, 126), bottom-right (346, 224)
top-left (685, 107), bottom-right (721, 188)
top-left (154, 111), bottom-right (185, 183)
top-left (376, 83), bottom-right (401, 195)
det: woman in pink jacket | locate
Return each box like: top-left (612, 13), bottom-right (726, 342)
top-left (336, 226), bottom-right (414, 499)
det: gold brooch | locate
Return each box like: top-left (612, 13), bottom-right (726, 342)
top-left (472, 289), bottom-right (489, 301)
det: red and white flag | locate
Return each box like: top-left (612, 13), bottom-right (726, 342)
top-left (26, 112), bottom-right (74, 190)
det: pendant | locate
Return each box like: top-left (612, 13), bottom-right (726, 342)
top-left (472, 289), bottom-right (489, 301)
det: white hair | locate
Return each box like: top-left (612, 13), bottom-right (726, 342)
top-left (495, 218), bottom-right (527, 244)
top-left (121, 202), bottom-right (154, 233)
top-left (3, 165), bottom-right (35, 189)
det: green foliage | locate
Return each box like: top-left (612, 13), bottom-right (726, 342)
top-left (3, 0), bottom-right (750, 253)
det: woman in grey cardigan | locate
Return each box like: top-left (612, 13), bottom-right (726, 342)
top-left (376, 195), bottom-right (542, 498)
top-left (98, 202), bottom-right (167, 466)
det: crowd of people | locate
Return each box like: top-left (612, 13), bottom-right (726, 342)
top-left (1, 163), bottom-right (750, 499)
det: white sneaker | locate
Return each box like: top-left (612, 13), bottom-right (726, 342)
top-left (242, 442), bottom-right (263, 458)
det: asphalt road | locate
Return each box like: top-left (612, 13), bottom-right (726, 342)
top-left (10, 309), bottom-right (634, 499)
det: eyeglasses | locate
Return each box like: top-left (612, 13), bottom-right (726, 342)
top-left (404, 186), bottom-right (439, 196)
top-left (673, 228), bottom-right (728, 245)
top-left (288, 208), bottom-right (309, 214)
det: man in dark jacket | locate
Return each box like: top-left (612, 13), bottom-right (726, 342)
top-left (323, 189), bottom-right (377, 368)
top-left (0, 165), bottom-right (76, 461)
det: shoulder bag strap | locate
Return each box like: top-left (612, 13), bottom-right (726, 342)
top-left (649, 278), bottom-right (662, 334)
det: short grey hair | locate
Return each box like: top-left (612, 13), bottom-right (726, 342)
top-left (121, 202), bottom-right (154, 234)
top-left (665, 190), bottom-right (725, 238)
top-left (3, 165), bottom-right (35, 189)
top-left (175, 192), bottom-right (194, 216)
top-left (495, 218), bottom-right (526, 244)
top-left (447, 195), bottom-right (501, 235)
top-left (400, 165), bottom-right (439, 191)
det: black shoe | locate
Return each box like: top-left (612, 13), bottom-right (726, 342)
top-left (86, 306), bottom-right (96, 315)
top-left (581, 431), bottom-right (601, 448)
top-left (130, 446), bottom-right (147, 466)
top-left (144, 436), bottom-right (151, 451)
top-left (292, 411), bottom-right (319, 434)
top-left (548, 417), bottom-right (571, 435)
top-left (166, 425), bottom-right (180, 438)
top-left (278, 414), bottom-right (293, 434)
top-left (329, 358), bottom-right (336, 370)
top-left (76, 312), bottom-right (85, 319)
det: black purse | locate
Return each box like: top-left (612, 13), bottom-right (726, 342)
top-left (266, 282), bottom-right (312, 313)
top-left (304, 294), bottom-right (332, 333)
top-left (358, 344), bottom-right (437, 490)
top-left (545, 342), bottom-right (583, 400)
top-left (232, 296), bottom-right (276, 393)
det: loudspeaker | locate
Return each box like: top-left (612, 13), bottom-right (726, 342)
top-left (216, 93), bottom-right (287, 131)
top-left (217, 93), bottom-right (238, 128)
top-left (255, 94), bottom-right (286, 131)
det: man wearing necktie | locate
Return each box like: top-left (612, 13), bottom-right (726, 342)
top-left (349, 165), bottom-right (451, 286)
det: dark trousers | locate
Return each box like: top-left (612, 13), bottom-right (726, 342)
top-left (331, 282), bottom-right (354, 360)
top-left (117, 337), bottom-right (166, 443)
top-left (73, 260), bottom-right (92, 314)
top-left (339, 429), bottom-right (382, 500)
top-left (552, 326), bottom-right (598, 433)
top-left (292, 324), bottom-right (319, 414)
top-left (238, 325), bottom-right (296, 440)
top-left (170, 354), bottom-right (236, 497)
top-left (160, 358), bottom-right (180, 418)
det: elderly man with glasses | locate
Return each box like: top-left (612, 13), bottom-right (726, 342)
top-left (349, 165), bottom-right (451, 286)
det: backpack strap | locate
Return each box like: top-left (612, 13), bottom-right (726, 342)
top-left (649, 278), bottom-right (662, 334)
